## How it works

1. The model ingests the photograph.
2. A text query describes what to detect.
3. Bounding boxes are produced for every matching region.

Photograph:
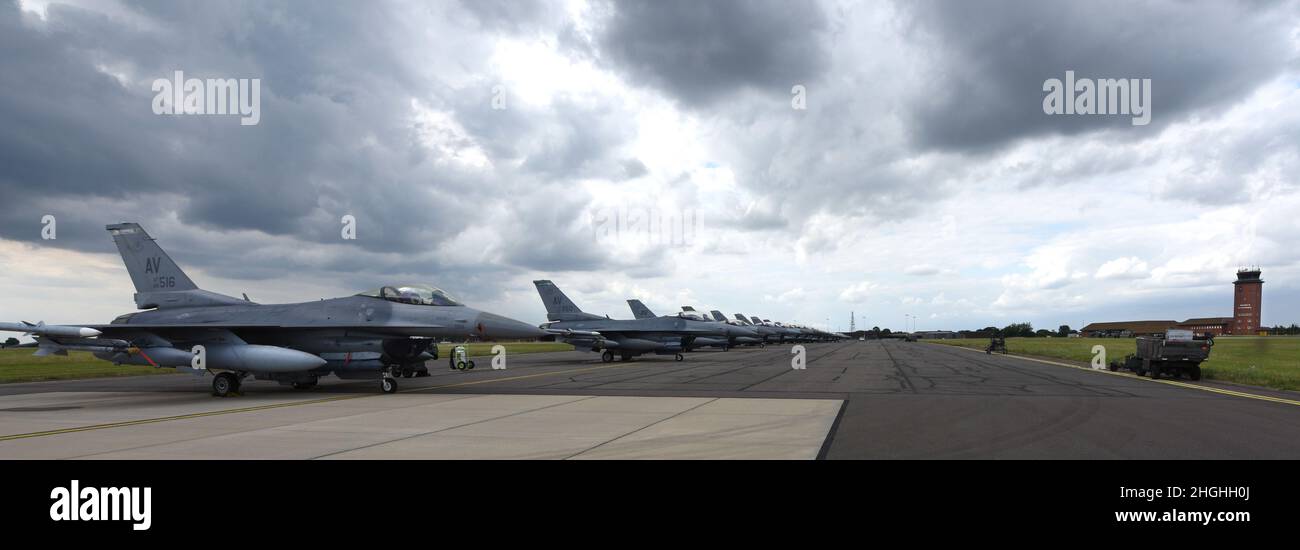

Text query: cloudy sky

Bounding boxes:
[2,0,1299,334]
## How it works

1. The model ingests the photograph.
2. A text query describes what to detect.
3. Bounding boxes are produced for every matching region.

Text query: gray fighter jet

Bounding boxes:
[727,314,780,344]
[0,223,544,396]
[747,316,806,343]
[535,281,726,362]
[626,301,737,351]
[706,310,769,346]
[679,306,762,350]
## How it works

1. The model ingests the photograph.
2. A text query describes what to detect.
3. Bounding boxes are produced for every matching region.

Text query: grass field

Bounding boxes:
[0,349,174,384]
[929,337,1300,391]
[435,342,573,357]
[0,342,575,384]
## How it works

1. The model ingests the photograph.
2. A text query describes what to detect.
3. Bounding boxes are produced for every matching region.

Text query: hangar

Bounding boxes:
[1079,321,1177,338]
[1174,317,1235,337]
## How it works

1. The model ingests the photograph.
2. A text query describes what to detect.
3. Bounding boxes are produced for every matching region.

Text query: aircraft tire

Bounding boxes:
[381,376,398,394]
[467,361,475,370]
[674,354,684,362]
[601,350,614,363]
[212,372,237,397]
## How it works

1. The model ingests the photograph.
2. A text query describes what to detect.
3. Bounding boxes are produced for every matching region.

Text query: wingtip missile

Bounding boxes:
[0,321,101,338]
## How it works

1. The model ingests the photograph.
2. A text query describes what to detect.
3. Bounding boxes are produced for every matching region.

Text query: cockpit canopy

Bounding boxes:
[357,284,463,306]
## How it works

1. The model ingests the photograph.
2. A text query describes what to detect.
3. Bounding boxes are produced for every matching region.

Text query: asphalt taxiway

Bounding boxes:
[2,340,1299,459]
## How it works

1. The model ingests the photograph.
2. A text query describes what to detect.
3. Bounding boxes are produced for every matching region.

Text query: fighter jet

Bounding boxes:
[730,314,781,344]
[748,316,806,343]
[627,302,752,351]
[706,310,770,347]
[0,223,544,396]
[535,281,726,362]
[625,301,727,350]
[679,306,763,350]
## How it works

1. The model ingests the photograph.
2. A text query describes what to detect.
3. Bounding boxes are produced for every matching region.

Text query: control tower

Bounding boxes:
[1232,268,1263,335]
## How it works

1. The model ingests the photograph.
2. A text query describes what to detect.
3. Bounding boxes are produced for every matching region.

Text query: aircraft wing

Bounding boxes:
[86,324,447,339]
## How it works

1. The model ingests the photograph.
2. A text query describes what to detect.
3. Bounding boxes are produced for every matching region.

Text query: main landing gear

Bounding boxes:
[211,372,243,397]
[601,350,614,363]
[674,353,684,362]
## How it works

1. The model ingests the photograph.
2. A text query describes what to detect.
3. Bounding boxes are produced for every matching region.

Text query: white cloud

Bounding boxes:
[839,281,878,303]
[1095,257,1151,280]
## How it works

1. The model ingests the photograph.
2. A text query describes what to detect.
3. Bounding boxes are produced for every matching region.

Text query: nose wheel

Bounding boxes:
[380,376,398,394]
[601,350,614,363]
[674,353,684,362]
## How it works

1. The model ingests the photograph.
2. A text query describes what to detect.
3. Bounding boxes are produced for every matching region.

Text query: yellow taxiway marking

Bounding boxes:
[939,344,1300,407]
[0,362,635,442]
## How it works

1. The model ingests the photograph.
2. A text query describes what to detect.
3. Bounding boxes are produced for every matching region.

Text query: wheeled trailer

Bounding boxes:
[448,345,476,371]
[1108,330,1212,381]
[986,337,1007,354]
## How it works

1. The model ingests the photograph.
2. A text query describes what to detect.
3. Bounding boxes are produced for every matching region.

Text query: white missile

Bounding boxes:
[0,321,101,338]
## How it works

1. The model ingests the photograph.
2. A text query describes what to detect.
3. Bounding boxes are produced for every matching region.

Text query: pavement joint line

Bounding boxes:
[933,343,1300,407]
[0,362,638,442]
[562,397,720,460]
[308,395,601,460]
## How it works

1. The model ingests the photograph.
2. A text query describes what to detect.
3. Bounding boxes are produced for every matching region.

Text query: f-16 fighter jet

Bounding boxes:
[678,306,762,350]
[729,314,781,344]
[1,223,544,396]
[535,281,725,362]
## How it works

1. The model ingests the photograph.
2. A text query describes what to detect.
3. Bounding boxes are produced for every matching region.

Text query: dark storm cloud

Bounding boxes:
[0,0,649,289]
[900,0,1298,152]
[595,0,831,107]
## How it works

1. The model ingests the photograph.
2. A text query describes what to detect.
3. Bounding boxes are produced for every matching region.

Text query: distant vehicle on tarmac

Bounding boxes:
[986,336,1007,354]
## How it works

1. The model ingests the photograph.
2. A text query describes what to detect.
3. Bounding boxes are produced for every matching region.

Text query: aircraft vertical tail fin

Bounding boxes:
[533,280,600,321]
[627,299,657,319]
[709,310,727,322]
[107,223,198,293]
[734,314,753,325]
[751,316,765,325]
[106,223,247,309]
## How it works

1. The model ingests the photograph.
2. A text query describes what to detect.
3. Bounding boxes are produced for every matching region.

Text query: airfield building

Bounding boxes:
[914,330,959,339]
[1233,269,1264,335]
[1083,268,1266,337]
[1079,321,1177,338]
[1174,317,1234,337]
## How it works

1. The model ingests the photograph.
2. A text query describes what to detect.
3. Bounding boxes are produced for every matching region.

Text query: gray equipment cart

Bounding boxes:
[986,336,1007,354]
[1108,330,1212,380]
[448,345,476,371]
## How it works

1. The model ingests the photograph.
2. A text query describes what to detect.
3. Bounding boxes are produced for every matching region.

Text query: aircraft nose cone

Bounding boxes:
[475,312,547,340]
